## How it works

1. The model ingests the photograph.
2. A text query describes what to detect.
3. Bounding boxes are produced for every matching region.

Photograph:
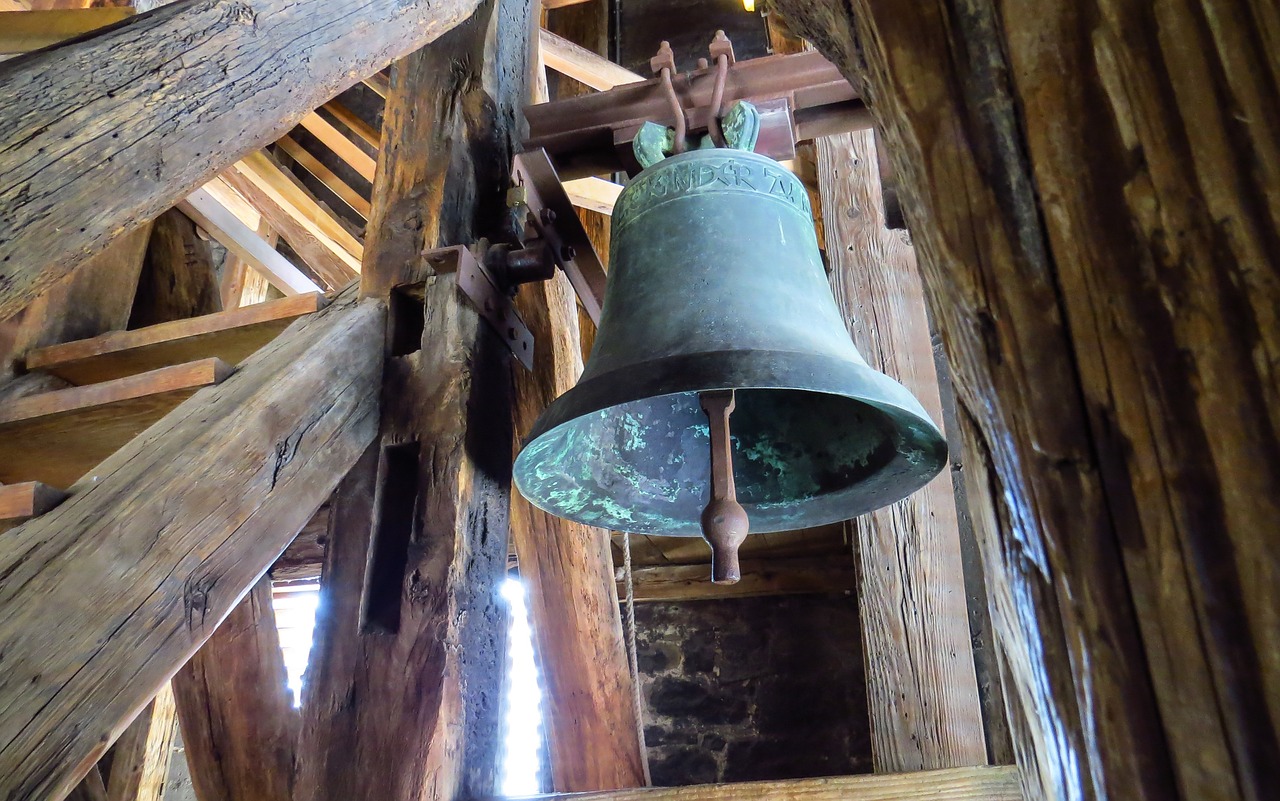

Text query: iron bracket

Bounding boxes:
[420,245,536,370]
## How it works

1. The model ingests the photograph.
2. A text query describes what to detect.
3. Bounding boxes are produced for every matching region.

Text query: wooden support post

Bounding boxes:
[777,2,1280,801]
[105,685,177,801]
[0,285,383,800]
[511,271,649,792]
[0,0,484,319]
[817,129,986,770]
[295,2,531,799]
[172,576,296,801]
[129,208,222,328]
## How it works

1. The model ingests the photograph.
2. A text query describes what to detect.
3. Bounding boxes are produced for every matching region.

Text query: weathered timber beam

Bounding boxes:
[220,152,362,289]
[777,2,1280,800]
[537,28,643,91]
[295,4,531,799]
[0,284,384,800]
[0,0,482,319]
[0,8,133,54]
[512,273,648,792]
[179,189,321,296]
[513,766,1020,801]
[172,576,296,801]
[615,556,856,603]
[105,685,177,801]
[817,129,986,770]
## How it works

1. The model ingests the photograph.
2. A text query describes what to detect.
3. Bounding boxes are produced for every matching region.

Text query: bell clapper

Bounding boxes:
[698,390,750,584]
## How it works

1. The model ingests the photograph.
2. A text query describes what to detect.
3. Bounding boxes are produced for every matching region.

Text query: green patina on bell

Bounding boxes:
[513,149,947,581]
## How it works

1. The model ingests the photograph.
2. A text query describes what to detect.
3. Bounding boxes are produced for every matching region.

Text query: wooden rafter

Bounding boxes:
[538,28,644,91]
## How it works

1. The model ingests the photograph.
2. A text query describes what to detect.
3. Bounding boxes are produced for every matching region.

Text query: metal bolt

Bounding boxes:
[540,208,557,225]
[560,245,576,261]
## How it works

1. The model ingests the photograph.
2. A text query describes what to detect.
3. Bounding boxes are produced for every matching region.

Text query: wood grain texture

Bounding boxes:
[516,766,1021,801]
[817,129,986,771]
[0,0,482,319]
[27,293,327,385]
[538,28,643,90]
[172,576,296,801]
[0,285,383,800]
[296,3,530,799]
[511,269,648,792]
[298,112,378,183]
[219,222,281,309]
[66,768,108,801]
[0,358,233,488]
[105,685,176,801]
[128,208,222,328]
[777,1,1280,800]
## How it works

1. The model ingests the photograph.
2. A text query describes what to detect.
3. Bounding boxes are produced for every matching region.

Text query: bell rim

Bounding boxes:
[513,348,948,536]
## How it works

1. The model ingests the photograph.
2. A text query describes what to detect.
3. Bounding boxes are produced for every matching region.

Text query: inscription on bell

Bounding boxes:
[616,156,812,227]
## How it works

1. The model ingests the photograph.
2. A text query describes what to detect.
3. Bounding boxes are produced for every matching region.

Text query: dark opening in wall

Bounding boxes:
[360,441,421,634]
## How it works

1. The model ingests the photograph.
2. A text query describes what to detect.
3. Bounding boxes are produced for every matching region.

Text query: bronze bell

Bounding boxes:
[513,149,947,583]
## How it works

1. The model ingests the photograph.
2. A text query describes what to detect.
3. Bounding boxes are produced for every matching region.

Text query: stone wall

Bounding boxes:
[634,594,871,786]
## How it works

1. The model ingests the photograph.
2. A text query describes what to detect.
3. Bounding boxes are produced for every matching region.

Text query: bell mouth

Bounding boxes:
[513,349,948,536]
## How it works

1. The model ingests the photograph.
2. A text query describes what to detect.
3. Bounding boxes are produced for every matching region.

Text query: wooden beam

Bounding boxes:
[0,358,234,488]
[0,0,483,320]
[817,129,987,770]
[26,293,328,385]
[517,766,1021,801]
[295,6,530,798]
[0,481,67,532]
[66,768,108,801]
[219,222,280,310]
[511,274,648,792]
[172,576,296,801]
[0,8,133,54]
[129,208,222,328]
[276,136,372,220]
[0,285,383,799]
[105,685,177,801]
[537,28,643,91]
[219,152,362,289]
[179,189,322,297]
[778,2,1280,800]
[615,556,856,603]
[298,112,378,183]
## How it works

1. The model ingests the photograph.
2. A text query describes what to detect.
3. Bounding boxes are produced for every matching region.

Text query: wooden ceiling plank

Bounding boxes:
[26,293,327,385]
[619,556,856,603]
[105,685,176,801]
[295,5,530,799]
[0,286,383,799]
[520,766,1020,801]
[323,102,381,150]
[0,8,133,54]
[0,0,484,320]
[276,135,372,220]
[298,112,378,183]
[537,28,643,91]
[172,577,296,801]
[179,189,321,297]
